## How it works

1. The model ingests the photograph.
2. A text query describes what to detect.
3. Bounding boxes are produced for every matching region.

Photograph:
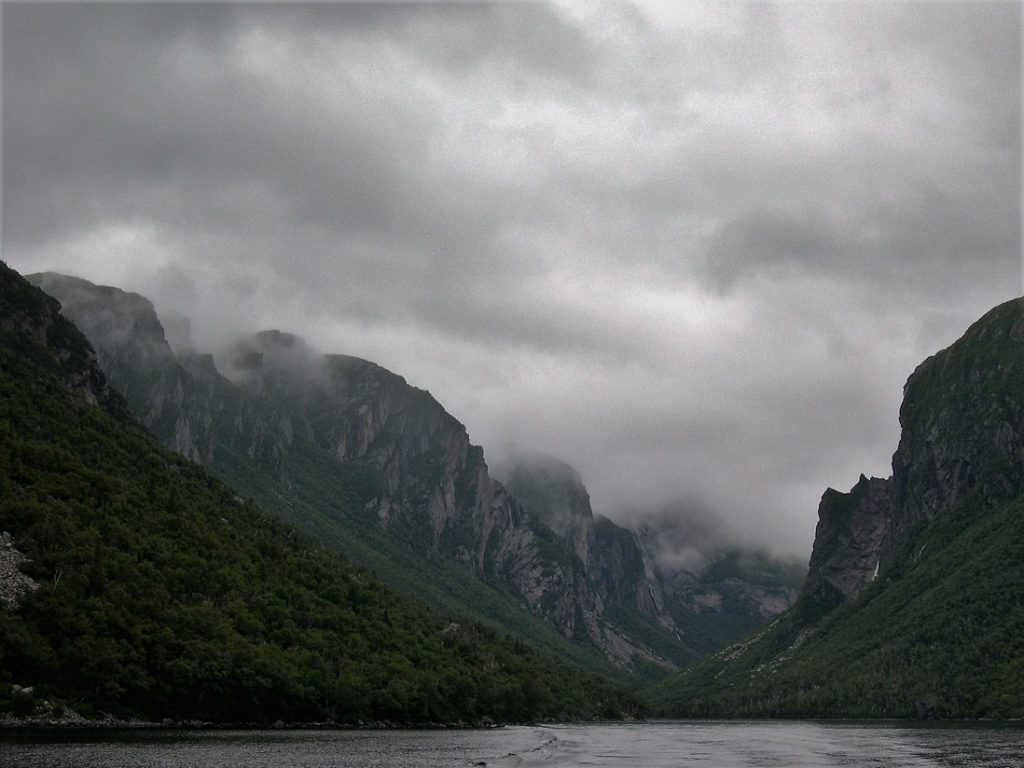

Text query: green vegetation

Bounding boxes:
[899,299,1024,443]
[650,485,1024,718]
[212,418,625,679]
[0,263,638,723]
[501,462,807,680]
[26,263,1021,723]
[896,298,1024,517]
[625,549,805,676]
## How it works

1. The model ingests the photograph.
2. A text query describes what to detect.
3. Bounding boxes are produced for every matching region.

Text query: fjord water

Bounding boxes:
[2,722,1023,768]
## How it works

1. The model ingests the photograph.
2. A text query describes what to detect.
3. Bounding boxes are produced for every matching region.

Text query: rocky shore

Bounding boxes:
[0,710,511,730]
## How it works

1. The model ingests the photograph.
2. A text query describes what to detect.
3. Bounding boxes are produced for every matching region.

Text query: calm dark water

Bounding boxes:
[1,721,1022,767]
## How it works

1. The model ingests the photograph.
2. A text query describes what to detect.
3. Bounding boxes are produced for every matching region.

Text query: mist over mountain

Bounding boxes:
[10,268,1024,722]
[28,271,804,678]
[491,445,803,589]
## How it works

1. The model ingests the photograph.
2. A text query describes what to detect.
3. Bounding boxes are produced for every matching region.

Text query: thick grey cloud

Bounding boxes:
[3,1,1020,559]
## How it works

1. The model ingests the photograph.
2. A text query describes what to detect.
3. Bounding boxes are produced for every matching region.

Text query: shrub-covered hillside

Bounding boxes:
[0,261,636,723]
[651,488,1024,718]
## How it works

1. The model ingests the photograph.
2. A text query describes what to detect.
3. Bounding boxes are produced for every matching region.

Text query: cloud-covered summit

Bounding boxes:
[3,1,1019,557]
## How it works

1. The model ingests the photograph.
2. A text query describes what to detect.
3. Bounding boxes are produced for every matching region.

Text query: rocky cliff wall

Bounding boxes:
[802,298,1024,609]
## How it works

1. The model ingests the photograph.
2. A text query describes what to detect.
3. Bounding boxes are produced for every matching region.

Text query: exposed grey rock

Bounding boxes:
[501,452,803,666]
[0,532,38,609]
[495,451,596,568]
[801,297,1024,610]
[1,272,117,411]
[803,475,894,607]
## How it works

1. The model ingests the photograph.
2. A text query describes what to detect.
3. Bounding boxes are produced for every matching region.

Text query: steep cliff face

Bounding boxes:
[499,452,803,669]
[803,298,1024,610]
[498,453,596,568]
[802,475,894,607]
[654,548,803,624]
[28,272,211,462]
[228,334,689,668]
[28,273,677,671]
[3,267,125,415]
[0,261,123,612]
[27,273,302,473]
[226,333,600,646]
[892,299,1024,526]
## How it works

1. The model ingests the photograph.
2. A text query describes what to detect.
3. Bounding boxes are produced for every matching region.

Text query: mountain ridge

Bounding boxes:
[28,271,802,678]
[27,273,673,672]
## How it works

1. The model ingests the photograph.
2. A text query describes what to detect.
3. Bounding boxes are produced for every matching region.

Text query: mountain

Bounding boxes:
[651,297,1024,719]
[31,273,803,678]
[496,450,804,674]
[28,273,682,674]
[0,261,638,723]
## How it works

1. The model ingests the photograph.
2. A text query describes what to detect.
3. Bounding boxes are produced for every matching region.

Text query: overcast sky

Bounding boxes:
[3,1,1020,559]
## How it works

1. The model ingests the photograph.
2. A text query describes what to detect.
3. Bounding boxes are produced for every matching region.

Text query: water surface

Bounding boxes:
[2,721,1022,767]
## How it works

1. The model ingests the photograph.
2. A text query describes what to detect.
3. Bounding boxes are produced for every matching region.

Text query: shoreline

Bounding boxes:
[2,715,1020,731]
[0,717,511,731]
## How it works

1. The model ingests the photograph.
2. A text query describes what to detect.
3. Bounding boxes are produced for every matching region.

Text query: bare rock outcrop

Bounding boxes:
[801,297,1024,610]
[0,533,38,609]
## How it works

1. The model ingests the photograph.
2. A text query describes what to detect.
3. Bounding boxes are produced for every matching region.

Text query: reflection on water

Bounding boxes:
[1,721,1022,768]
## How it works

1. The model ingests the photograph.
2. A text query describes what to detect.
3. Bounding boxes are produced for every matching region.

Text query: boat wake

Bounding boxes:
[472,729,559,766]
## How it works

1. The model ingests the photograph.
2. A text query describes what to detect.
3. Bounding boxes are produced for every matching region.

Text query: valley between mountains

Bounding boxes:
[25,271,803,679]
[1,261,1022,721]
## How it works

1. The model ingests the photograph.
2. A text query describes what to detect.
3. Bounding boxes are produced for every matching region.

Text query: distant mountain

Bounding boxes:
[0,261,635,723]
[496,450,804,673]
[652,297,1024,719]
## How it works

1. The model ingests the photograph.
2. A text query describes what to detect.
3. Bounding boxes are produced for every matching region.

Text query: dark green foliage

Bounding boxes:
[899,299,1024,442]
[896,298,1024,520]
[227,426,621,678]
[0,262,638,723]
[526,516,584,576]
[650,487,1024,718]
[643,561,801,675]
